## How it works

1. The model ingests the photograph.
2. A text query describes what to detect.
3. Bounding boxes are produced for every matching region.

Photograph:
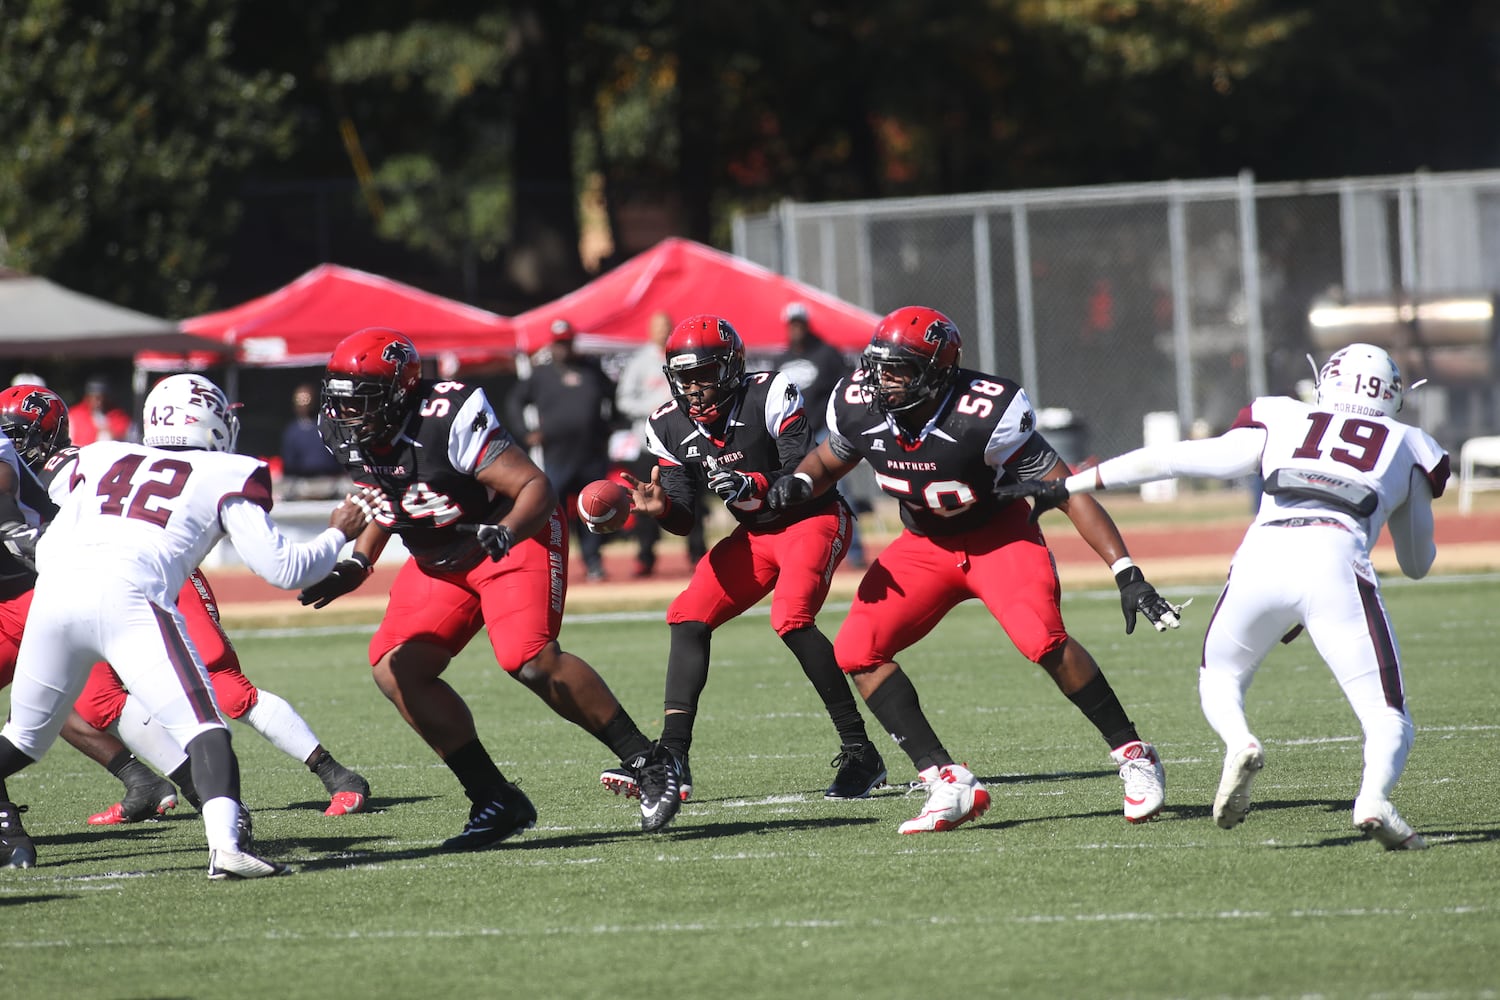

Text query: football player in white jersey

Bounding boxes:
[997,344,1449,850]
[0,385,182,830]
[0,374,377,877]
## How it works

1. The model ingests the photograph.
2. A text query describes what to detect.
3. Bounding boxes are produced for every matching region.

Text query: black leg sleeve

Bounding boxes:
[185,728,241,803]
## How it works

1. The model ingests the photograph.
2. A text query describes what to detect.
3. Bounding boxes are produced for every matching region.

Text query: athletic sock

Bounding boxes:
[1065,673,1140,749]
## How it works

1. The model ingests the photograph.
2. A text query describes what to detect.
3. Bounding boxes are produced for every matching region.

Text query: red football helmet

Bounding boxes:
[662,314,746,423]
[0,384,70,470]
[860,306,963,414]
[322,328,423,449]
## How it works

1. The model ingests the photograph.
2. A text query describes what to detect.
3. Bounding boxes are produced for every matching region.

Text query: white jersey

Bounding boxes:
[39,441,347,605]
[1237,396,1449,556]
[1073,395,1449,571]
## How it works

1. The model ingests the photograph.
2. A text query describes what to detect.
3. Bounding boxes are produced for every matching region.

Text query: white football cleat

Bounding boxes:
[898,764,991,834]
[1353,797,1428,851]
[208,849,294,880]
[1213,740,1265,830]
[1112,740,1166,823]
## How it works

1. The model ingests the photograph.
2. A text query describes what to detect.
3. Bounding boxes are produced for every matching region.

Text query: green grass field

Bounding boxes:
[3,574,1498,999]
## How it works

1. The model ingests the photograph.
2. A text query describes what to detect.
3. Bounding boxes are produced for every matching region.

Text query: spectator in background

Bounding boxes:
[509,320,615,581]
[69,376,131,446]
[616,311,710,574]
[280,382,348,500]
[777,303,867,565]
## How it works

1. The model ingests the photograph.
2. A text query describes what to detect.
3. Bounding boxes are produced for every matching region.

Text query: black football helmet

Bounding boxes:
[0,384,70,471]
[662,314,746,423]
[860,306,962,415]
[322,328,423,450]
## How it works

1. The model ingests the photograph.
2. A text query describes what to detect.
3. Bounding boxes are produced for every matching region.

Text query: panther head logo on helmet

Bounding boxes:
[662,314,746,424]
[323,328,424,450]
[861,306,963,417]
[0,384,70,470]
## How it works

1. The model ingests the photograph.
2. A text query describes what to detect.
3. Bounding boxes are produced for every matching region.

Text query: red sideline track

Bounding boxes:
[207,502,1500,612]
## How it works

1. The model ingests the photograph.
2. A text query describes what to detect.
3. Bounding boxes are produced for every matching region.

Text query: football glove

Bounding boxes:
[457,522,515,561]
[767,473,814,510]
[993,478,1070,523]
[0,520,38,573]
[1115,565,1185,635]
[298,553,373,609]
[707,468,756,505]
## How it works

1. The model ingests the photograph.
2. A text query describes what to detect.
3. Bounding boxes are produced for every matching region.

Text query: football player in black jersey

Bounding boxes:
[770,306,1182,834]
[599,315,884,804]
[300,328,683,840]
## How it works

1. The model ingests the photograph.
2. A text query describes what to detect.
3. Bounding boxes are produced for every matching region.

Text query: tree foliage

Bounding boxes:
[0,0,294,316]
[2,0,1496,316]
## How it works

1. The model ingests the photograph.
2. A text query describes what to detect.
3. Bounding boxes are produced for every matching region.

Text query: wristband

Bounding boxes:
[350,551,373,573]
[793,472,814,488]
[1109,557,1135,576]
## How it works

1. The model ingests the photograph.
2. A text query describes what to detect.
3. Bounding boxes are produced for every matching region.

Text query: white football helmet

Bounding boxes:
[142,374,240,452]
[1315,343,1404,418]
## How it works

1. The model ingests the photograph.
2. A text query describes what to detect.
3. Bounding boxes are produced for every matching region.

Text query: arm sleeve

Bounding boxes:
[1389,465,1437,579]
[1064,427,1266,494]
[765,373,811,488]
[221,498,347,590]
[657,462,698,536]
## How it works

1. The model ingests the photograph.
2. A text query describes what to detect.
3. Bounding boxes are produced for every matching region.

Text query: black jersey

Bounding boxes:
[825,367,1059,537]
[645,370,836,533]
[321,379,518,572]
[0,441,59,598]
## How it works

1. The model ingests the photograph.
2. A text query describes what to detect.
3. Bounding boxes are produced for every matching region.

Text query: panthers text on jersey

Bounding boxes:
[645,370,835,533]
[825,367,1057,537]
[321,379,517,571]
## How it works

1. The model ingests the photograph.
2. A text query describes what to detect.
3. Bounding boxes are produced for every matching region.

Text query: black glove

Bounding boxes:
[993,478,1070,524]
[0,520,38,573]
[767,473,814,510]
[298,554,372,609]
[458,522,515,562]
[707,468,756,504]
[1115,565,1184,635]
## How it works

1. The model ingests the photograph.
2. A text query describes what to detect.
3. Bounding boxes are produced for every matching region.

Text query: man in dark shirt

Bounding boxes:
[508,320,616,580]
[280,383,347,499]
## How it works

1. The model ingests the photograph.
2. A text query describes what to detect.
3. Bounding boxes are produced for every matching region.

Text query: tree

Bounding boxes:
[0,0,294,317]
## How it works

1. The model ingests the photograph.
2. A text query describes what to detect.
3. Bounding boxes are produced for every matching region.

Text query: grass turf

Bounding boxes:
[2,574,1497,999]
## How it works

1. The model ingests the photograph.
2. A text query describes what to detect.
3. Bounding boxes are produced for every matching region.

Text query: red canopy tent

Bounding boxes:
[136,264,514,372]
[508,238,879,355]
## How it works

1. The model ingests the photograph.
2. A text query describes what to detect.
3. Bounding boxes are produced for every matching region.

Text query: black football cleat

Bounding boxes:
[638,744,684,833]
[441,781,537,852]
[825,741,889,799]
[0,801,36,870]
[602,749,693,802]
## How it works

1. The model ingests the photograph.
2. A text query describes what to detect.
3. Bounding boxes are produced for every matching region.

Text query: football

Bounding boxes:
[577,479,632,534]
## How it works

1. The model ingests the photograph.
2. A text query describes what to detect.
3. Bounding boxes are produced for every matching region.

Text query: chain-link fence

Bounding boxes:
[733,169,1500,459]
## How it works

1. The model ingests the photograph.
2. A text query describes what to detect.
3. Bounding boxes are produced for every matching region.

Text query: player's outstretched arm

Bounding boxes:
[228,486,380,592]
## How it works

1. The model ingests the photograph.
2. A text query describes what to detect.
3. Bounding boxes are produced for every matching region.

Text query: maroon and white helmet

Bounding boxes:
[0,384,70,470]
[1316,343,1404,418]
[860,306,963,414]
[143,374,240,453]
